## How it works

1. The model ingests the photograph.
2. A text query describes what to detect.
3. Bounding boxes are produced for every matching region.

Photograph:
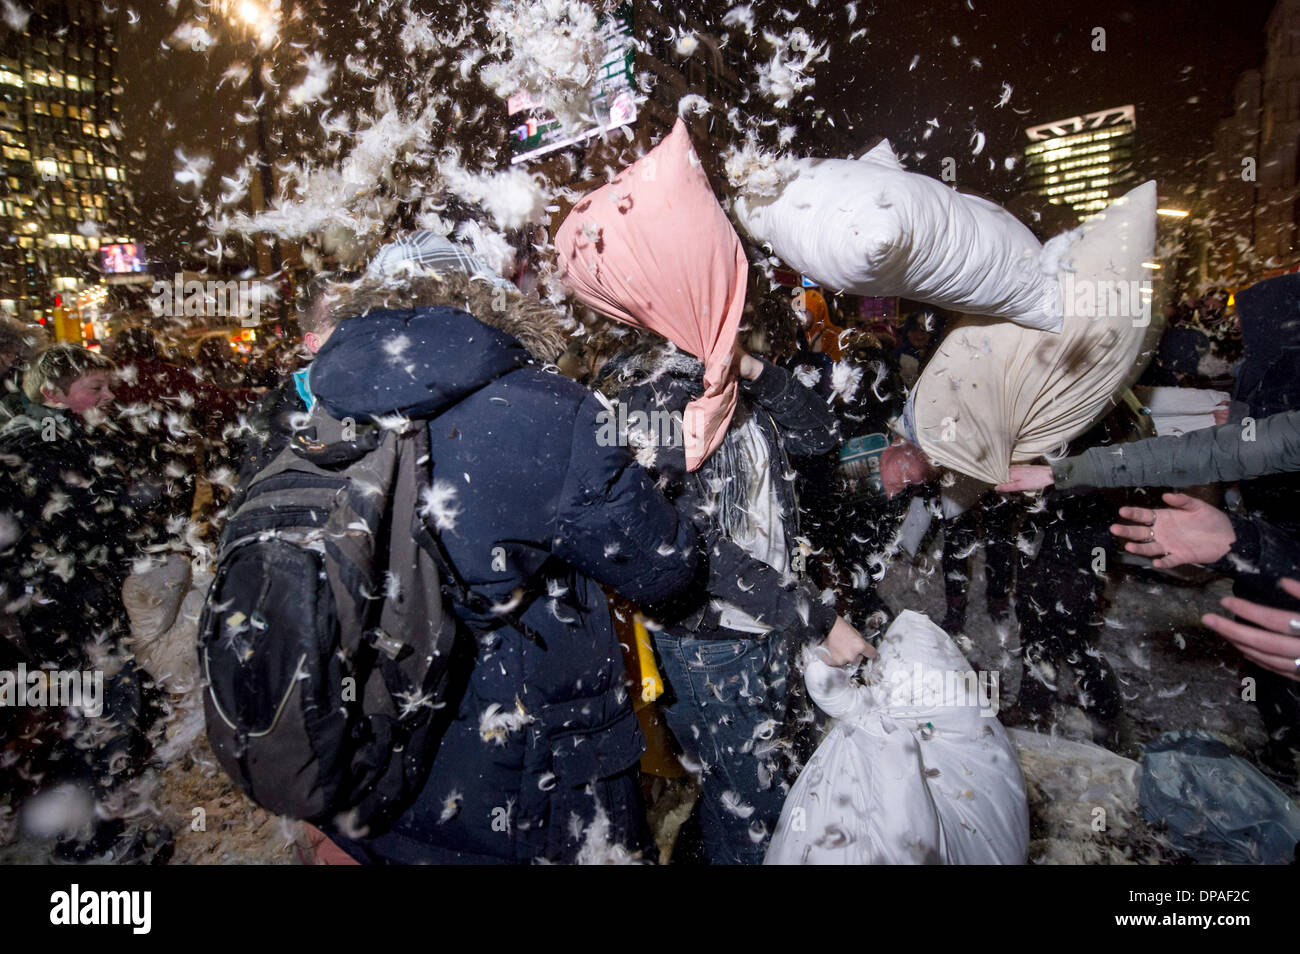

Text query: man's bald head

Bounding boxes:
[880,440,939,497]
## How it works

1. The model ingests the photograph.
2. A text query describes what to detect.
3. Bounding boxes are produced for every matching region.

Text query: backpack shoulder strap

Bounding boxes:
[393,423,549,649]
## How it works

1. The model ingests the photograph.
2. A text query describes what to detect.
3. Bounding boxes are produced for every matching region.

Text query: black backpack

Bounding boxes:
[198,405,468,835]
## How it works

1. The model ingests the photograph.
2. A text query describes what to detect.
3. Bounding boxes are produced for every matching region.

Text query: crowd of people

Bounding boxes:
[1,169,1299,867]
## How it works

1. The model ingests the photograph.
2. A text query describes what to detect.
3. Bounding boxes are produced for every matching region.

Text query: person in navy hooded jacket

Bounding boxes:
[305,235,705,863]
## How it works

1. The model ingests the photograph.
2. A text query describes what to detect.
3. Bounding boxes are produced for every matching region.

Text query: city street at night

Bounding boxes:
[0,0,1295,930]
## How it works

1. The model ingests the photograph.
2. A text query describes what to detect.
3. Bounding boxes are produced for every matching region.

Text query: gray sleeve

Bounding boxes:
[1051,409,1300,491]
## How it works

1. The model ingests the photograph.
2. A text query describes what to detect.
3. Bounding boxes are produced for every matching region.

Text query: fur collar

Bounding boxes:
[327,269,568,363]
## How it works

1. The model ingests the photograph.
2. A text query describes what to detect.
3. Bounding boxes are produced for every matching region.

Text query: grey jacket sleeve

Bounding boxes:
[1051,409,1300,492]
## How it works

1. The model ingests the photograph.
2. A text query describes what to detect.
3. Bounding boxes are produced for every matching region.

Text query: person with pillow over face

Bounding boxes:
[557,121,874,864]
[876,182,1159,747]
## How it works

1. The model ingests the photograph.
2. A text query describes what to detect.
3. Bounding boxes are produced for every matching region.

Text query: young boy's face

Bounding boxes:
[48,370,114,415]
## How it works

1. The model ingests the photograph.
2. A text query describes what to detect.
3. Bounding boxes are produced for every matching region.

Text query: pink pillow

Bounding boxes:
[556,120,748,471]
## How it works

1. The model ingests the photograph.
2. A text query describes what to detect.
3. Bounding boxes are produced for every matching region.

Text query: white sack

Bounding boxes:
[124,560,209,694]
[122,552,191,641]
[766,610,1029,865]
[733,141,1061,331]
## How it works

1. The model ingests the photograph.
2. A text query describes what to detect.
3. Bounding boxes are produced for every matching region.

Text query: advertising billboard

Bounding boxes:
[508,4,637,165]
[100,243,146,274]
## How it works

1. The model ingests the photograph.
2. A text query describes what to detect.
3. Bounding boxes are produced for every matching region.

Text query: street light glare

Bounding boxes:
[213,0,280,43]
[1156,208,1189,217]
[233,1,270,29]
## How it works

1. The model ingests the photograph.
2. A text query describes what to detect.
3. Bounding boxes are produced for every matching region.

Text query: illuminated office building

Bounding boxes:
[0,1,129,323]
[1023,105,1137,221]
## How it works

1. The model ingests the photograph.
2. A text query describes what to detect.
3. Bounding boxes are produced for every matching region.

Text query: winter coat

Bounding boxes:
[307,288,702,864]
[1220,276,1300,556]
[1120,275,1300,749]
[0,399,141,668]
[1051,408,1300,493]
[112,355,251,436]
[601,348,840,646]
[1040,278,1300,602]
[1234,274,1300,420]
[1207,513,1300,591]
[1211,510,1300,758]
[110,354,260,532]
[786,340,908,616]
[1145,325,1209,385]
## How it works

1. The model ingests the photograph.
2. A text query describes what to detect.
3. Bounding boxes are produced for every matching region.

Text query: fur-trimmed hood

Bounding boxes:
[309,270,569,421]
[324,269,568,364]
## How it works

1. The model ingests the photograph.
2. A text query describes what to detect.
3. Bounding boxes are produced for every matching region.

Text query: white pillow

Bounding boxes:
[733,141,1063,332]
[911,181,1160,485]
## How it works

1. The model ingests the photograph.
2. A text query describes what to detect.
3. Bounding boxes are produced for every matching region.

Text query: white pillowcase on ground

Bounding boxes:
[733,141,1062,332]
[766,610,1029,864]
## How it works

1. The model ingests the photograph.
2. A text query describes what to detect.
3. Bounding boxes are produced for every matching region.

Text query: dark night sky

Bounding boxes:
[113,0,1277,257]
[816,0,1276,198]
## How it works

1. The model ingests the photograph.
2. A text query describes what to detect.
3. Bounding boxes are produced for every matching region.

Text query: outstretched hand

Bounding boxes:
[1203,578,1300,683]
[1110,492,1236,569]
[995,465,1055,494]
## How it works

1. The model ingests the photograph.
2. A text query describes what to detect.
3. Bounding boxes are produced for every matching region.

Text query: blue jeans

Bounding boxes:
[654,630,790,864]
